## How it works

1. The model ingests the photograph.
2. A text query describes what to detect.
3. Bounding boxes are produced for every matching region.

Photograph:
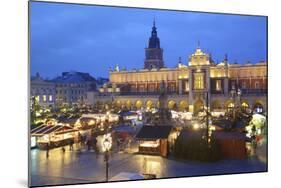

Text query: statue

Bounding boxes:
[155,81,171,125]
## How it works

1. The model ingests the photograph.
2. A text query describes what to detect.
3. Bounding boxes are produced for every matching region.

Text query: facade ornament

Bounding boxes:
[115,64,119,72]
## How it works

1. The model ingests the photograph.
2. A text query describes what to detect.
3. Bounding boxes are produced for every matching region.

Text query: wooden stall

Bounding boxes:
[136,125,172,157]
[31,124,78,149]
[214,131,247,159]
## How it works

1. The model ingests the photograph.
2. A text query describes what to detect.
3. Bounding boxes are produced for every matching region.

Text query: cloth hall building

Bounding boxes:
[89,21,267,114]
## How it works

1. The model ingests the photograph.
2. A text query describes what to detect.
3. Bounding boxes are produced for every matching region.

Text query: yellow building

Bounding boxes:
[94,22,267,114]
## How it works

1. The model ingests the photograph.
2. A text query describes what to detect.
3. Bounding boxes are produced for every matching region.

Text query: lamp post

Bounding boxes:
[103,134,112,182]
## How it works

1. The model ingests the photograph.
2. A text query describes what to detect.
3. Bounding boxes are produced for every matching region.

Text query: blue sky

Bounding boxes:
[30,2,267,79]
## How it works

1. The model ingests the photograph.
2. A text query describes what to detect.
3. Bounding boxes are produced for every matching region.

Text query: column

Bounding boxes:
[224,78,229,96]
[188,69,193,112]
[179,79,183,95]
[206,68,211,108]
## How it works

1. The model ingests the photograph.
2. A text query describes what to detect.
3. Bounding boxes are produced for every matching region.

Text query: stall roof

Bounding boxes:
[136,125,172,139]
[31,124,77,136]
[80,117,95,122]
[119,111,137,116]
[58,118,78,125]
[113,125,135,133]
[214,131,247,140]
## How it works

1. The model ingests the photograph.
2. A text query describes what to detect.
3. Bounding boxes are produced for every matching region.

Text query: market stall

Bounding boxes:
[31,124,78,149]
[136,125,172,157]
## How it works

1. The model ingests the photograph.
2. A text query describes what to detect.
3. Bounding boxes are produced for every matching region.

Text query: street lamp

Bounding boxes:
[103,134,112,182]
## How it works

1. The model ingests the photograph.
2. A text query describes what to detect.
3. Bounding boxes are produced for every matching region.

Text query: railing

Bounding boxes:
[98,91,183,96]
[240,89,267,94]
[119,91,181,96]
[97,89,267,97]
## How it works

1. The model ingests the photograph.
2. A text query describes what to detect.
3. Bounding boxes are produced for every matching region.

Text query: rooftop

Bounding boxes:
[52,71,96,84]
[136,125,172,139]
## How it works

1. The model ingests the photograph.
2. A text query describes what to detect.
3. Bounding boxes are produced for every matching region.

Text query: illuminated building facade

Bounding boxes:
[52,71,96,104]
[93,21,267,113]
[31,73,56,107]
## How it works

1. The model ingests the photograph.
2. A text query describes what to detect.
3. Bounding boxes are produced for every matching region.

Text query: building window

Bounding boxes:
[231,81,236,90]
[148,85,155,92]
[139,85,145,92]
[170,85,175,92]
[43,95,47,102]
[215,80,222,91]
[184,81,189,92]
[131,86,137,92]
[242,81,246,89]
[49,95,53,102]
[194,73,204,90]
[35,95,40,102]
[255,81,260,89]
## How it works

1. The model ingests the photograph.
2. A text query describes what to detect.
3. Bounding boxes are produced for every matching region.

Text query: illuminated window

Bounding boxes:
[49,95,53,102]
[194,73,204,90]
[185,81,189,92]
[35,95,40,102]
[43,95,47,102]
[215,80,222,91]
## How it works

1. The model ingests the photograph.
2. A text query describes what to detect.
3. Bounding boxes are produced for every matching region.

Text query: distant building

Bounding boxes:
[96,77,109,89]
[30,73,56,107]
[52,71,96,104]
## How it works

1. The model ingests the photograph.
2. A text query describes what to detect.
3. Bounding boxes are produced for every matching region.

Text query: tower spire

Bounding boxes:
[144,19,164,69]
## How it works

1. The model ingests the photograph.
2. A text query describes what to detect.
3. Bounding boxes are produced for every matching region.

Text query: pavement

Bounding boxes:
[30,143,267,187]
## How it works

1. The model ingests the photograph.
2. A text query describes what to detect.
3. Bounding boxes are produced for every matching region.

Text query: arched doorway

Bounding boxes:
[146,100,154,109]
[179,100,188,111]
[225,100,234,111]
[211,100,222,110]
[135,100,143,110]
[253,101,264,113]
[193,99,204,114]
[241,101,249,109]
[168,100,177,110]
[115,100,121,108]
[125,100,131,110]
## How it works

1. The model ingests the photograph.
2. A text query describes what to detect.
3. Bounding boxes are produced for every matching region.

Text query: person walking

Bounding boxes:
[46,142,50,158]
[92,136,97,151]
[69,139,74,151]
[61,146,66,154]
[86,138,91,151]
[92,136,98,158]
[77,132,82,152]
